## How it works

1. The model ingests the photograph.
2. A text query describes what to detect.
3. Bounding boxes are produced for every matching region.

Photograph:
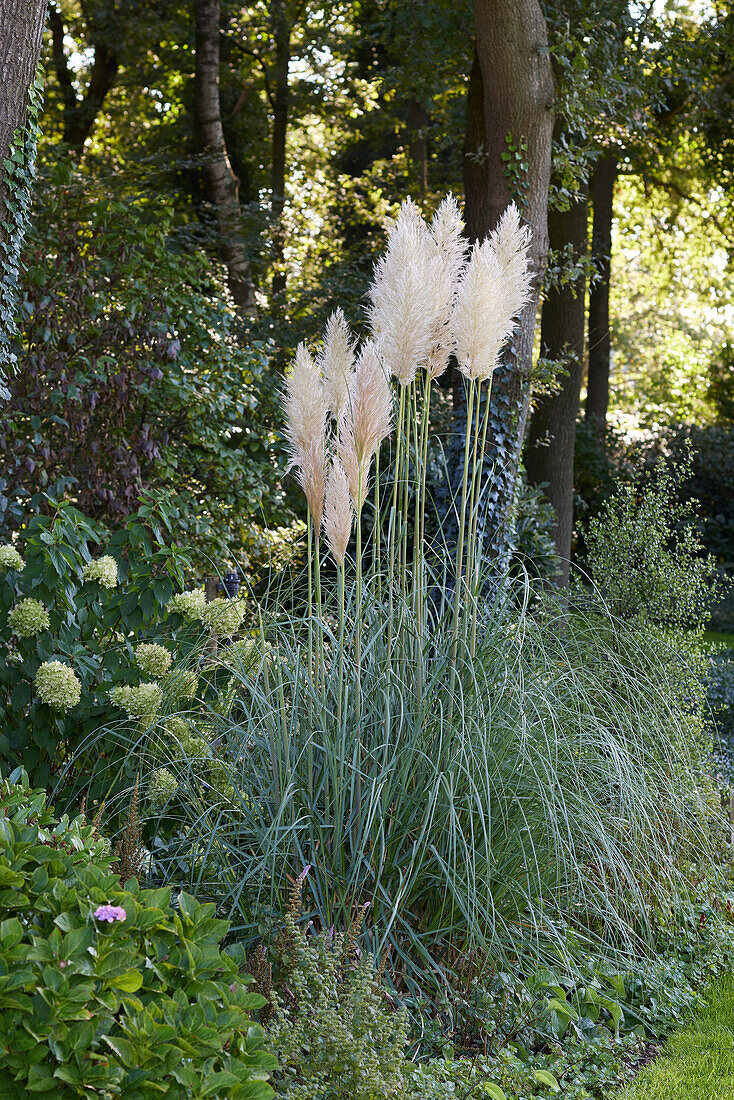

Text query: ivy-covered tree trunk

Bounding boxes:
[585,151,616,429]
[270,0,292,306]
[462,0,554,569]
[0,0,46,393]
[525,194,589,587]
[0,0,45,205]
[194,0,256,317]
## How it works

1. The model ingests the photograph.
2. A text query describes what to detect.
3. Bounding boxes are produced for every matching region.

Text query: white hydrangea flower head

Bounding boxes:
[110,682,163,721]
[149,767,178,809]
[179,729,211,760]
[200,597,246,636]
[134,642,173,678]
[166,588,207,621]
[35,661,82,711]
[8,598,50,638]
[82,555,119,589]
[0,544,25,572]
[219,637,264,674]
[163,716,192,740]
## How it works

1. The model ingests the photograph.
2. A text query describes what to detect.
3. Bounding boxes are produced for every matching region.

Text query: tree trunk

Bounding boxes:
[525,194,589,587]
[585,151,616,429]
[270,0,291,306]
[0,0,46,396]
[0,0,46,238]
[194,0,256,316]
[463,0,554,570]
[49,3,120,155]
[407,99,429,197]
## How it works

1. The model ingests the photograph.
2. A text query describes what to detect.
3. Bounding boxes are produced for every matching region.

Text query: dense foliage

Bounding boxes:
[0,770,276,1099]
[2,164,295,569]
[1,3,734,1098]
[0,498,196,789]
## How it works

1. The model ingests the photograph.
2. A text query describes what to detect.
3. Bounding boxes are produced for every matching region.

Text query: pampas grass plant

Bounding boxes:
[82,195,717,999]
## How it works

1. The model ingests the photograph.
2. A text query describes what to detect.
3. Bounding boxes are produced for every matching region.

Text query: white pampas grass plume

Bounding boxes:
[337,413,370,511]
[318,307,355,418]
[453,241,506,381]
[297,436,328,530]
[453,206,532,381]
[489,202,533,325]
[368,198,435,386]
[431,193,467,286]
[351,340,393,464]
[426,194,467,380]
[323,457,353,565]
[284,342,328,526]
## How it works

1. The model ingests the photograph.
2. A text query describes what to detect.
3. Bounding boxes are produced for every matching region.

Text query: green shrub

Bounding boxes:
[584,459,722,630]
[652,424,734,568]
[0,497,203,791]
[2,160,296,571]
[0,769,276,1099]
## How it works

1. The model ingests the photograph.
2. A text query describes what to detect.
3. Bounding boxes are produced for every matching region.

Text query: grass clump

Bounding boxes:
[620,975,734,1100]
[88,194,721,1008]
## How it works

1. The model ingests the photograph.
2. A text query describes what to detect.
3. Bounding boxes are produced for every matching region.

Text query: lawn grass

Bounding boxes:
[704,630,734,648]
[619,975,734,1100]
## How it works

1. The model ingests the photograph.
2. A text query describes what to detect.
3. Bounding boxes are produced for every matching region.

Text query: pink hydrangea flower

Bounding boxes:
[94,904,127,923]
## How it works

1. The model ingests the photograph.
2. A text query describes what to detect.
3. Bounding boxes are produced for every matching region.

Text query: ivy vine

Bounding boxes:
[501,132,530,211]
[1,70,43,401]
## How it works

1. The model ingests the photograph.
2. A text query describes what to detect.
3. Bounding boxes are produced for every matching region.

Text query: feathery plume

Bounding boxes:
[283,343,329,527]
[489,202,533,324]
[368,198,435,386]
[337,414,368,512]
[298,435,328,530]
[453,241,507,381]
[426,194,468,380]
[431,194,467,286]
[323,457,353,565]
[318,308,356,419]
[351,340,393,464]
[453,206,532,382]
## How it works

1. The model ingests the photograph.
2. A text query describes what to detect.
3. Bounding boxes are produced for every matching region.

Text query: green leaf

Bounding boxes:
[108,969,143,992]
[533,1069,561,1092]
[0,918,23,949]
[26,1063,56,1091]
[546,997,579,1020]
[480,1085,506,1100]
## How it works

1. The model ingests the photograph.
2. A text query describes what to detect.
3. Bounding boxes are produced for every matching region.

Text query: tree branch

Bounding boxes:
[643,168,732,245]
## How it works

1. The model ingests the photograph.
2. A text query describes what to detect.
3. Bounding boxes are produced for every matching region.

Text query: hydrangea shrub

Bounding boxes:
[0,769,276,1099]
[0,498,202,791]
[0,495,266,826]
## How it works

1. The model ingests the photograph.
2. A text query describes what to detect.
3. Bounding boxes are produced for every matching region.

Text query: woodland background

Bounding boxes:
[1,0,733,599]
